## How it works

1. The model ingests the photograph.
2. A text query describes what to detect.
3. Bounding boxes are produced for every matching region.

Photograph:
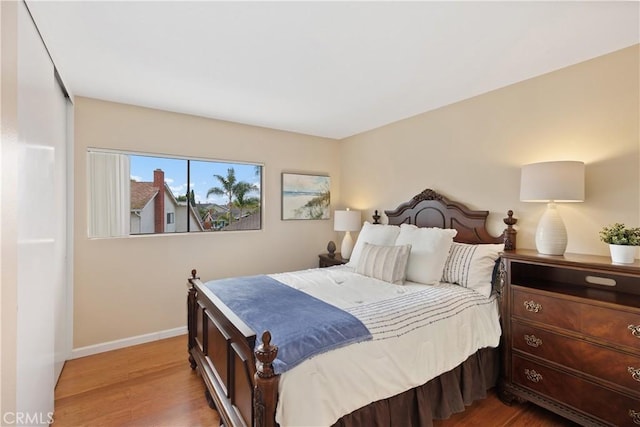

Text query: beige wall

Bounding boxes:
[73,98,341,348]
[341,45,640,256]
[74,45,639,349]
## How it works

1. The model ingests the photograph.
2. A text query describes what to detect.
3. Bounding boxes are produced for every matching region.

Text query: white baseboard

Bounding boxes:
[71,326,187,359]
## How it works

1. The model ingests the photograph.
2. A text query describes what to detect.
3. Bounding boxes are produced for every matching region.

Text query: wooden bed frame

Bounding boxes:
[186,188,517,427]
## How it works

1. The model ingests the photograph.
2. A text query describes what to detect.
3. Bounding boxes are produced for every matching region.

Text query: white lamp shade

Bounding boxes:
[334,210,361,232]
[520,161,585,202]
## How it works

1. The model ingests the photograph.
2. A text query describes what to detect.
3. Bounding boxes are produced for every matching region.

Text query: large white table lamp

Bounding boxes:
[520,161,585,256]
[334,209,361,260]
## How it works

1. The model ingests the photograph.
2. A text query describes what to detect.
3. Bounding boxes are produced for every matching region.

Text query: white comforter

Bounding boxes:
[269,265,501,427]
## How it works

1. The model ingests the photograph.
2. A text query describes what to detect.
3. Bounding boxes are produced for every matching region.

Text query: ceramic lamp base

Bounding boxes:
[535,203,567,256]
[341,231,354,260]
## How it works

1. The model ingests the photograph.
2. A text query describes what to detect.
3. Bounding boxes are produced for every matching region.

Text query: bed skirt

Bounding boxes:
[333,346,499,427]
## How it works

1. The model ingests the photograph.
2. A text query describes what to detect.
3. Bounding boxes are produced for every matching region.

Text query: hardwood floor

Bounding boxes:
[53,335,578,426]
[53,335,219,427]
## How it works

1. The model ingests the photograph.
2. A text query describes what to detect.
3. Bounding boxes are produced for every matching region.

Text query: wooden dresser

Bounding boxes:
[499,250,640,426]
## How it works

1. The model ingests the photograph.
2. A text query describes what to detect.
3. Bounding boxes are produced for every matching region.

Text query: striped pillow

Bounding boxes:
[355,243,412,285]
[441,243,504,297]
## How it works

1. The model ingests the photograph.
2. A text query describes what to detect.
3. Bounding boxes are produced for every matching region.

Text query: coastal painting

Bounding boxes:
[281,173,330,220]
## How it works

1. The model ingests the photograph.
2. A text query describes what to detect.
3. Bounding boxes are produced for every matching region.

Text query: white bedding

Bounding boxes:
[269,265,502,427]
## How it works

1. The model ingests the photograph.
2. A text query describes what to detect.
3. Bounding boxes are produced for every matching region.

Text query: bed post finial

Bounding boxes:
[254,331,279,427]
[503,210,517,251]
[255,331,277,378]
[372,210,381,224]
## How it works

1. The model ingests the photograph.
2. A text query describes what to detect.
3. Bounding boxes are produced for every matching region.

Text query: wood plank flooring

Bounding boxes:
[53,335,578,426]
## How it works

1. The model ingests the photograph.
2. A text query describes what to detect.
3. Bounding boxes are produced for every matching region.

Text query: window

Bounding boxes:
[88,150,262,237]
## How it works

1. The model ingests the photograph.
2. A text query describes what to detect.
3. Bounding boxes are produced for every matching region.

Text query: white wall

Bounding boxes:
[140,200,154,234]
[163,192,176,232]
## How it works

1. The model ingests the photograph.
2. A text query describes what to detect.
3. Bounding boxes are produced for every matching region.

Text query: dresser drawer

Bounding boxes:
[512,288,580,331]
[512,355,581,412]
[513,355,640,426]
[582,304,640,351]
[513,321,640,394]
[511,321,582,368]
[583,341,640,394]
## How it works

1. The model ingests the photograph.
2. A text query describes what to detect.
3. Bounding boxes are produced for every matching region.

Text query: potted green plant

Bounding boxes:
[599,223,640,263]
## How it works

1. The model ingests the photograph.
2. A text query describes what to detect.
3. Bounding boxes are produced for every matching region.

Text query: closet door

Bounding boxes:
[16,1,69,419]
[52,83,71,383]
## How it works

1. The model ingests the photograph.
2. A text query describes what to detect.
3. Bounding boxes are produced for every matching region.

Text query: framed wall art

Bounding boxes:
[281,173,330,220]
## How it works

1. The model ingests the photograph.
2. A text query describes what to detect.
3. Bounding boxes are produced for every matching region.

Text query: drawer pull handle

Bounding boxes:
[524,334,542,348]
[629,367,640,382]
[524,368,543,383]
[629,409,640,425]
[630,325,640,339]
[524,300,542,313]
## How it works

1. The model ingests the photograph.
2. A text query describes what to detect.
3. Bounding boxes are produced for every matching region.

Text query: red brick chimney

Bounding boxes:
[153,169,165,233]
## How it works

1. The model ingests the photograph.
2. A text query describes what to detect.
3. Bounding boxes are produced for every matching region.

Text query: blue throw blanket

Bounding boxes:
[205,275,371,374]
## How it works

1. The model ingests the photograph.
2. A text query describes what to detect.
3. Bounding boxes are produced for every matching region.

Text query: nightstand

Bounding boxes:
[499,249,640,426]
[318,253,348,268]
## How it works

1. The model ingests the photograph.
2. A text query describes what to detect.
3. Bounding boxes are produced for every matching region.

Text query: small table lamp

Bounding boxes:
[520,161,585,256]
[334,209,361,260]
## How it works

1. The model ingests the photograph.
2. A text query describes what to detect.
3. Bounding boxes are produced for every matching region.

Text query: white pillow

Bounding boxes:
[355,243,411,285]
[347,222,400,267]
[441,242,504,297]
[394,224,457,285]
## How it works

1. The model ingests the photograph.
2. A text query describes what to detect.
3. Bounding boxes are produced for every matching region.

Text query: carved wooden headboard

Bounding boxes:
[382,189,516,250]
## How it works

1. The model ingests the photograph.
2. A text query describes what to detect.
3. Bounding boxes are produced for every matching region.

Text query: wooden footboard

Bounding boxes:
[187,270,279,427]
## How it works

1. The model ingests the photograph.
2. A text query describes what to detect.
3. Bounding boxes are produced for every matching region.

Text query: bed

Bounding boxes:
[186,188,517,427]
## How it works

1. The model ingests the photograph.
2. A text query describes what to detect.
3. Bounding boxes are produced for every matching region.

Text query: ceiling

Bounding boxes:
[26,1,639,139]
